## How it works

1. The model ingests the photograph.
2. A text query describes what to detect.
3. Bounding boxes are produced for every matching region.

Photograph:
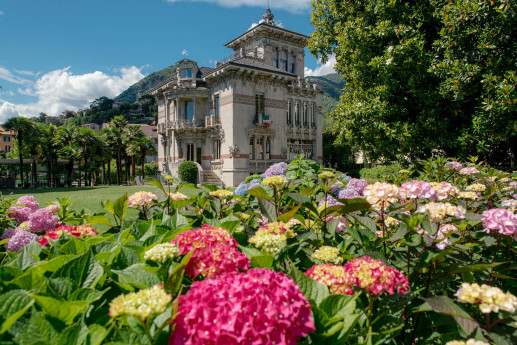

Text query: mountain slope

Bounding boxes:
[114,65,177,103]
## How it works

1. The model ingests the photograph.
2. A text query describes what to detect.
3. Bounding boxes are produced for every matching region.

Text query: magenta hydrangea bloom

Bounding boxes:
[6,229,37,252]
[27,208,56,233]
[185,243,250,279]
[346,178,368,195]
[398,180,437,201]
[481,208,517,240]
[171,225,238,254]
[264,162,287,177]
[171,268,315,345]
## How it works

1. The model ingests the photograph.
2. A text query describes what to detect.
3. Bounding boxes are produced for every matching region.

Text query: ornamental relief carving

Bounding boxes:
[246,126,276,137]
[228,146,240,158]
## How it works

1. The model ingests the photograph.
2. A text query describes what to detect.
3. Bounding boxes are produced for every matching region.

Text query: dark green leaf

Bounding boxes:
[0,290,34,334]
[290,265,329,306]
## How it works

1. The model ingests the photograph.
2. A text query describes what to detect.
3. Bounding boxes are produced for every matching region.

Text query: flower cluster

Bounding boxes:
[363,182,399,210]
[417,202,466,222]
[459,167,480,176]
[318,195,343,208]
[306,264,353,294]
[264,162,287,177]
[419,224,458,250]
[337,187,360,199]
[457,191,479,200]
[501,199,517,211]
[235,184,250,196]
[171,225,249,278]
[171,268,315,345]
[27,208,57,233]
[455,283,517,313]
[445,161,463,170]
[262,175,288,188]
[311,246,343,264]
[45,204,60,214]
[128,191,157,207]
[398,180,437,201]
[318,171,335,179]
[481,208,517,239]
[347,178,368,195]
[109,285,171,320]
[446,340,489,345]
[325,216,348,232]
[342,256,409,295]
[8,195,40,223]
[430,182,459,200]
[144,243,180,263]
[6,229,37,252]
[209,190,233,199]
[249,222,296,254]
[38,224,98,246]
[466,183,486,192]
[168,192,188,201]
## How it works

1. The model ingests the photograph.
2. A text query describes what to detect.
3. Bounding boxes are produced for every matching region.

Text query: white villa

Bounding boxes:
[152,8,323,186]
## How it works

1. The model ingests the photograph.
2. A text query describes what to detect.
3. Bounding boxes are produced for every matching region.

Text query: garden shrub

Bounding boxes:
[178,161,198,184]
[359,164,402,182]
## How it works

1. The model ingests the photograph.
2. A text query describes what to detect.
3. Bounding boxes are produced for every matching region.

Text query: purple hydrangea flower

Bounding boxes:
[347,178,368,195]
[27,208,56,233]
[6,230,37,252]
[1,227,21,240]
[329,181,345,194]
[265,162,287,177]
[337,188,360,199]
[7,206,33,223]
[16,196,39,212]
[249,179,261,188]
[318,195,343,208]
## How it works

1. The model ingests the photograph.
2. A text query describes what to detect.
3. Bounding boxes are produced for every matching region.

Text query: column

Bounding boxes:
[193,96,197,125]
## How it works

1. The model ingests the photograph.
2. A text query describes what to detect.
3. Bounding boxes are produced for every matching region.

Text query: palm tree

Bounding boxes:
[55,126,81,186]
[124,125,144,184]
[24,124,43,187]
[108,116,128,184]
[40,125,60,187]
[135,136,158,179]
[3,117,34,187]
[100,128,114,184]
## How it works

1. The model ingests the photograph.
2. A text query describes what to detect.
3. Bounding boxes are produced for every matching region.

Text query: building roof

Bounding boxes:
[225,23,310,50]
[204,56,296,79]
[128,124,158,139]
[0,127,14,136]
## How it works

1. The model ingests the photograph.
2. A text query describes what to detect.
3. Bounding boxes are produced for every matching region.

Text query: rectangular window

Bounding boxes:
[257,137,264,160]
[303,102,308,127]
[214,95,220,118]
[185,101,194,122]
[274,49,279,68]
[289,54,295,73]
[5,145,10,152]
[213,139,221,160]
[280,50,287,71]
[181,69,192,78]
[186,143,194,161]
[286,101,292,125]
[295,102,300,126]
[255,94,264,116]
[265,138,271,160]
[249,137,255,160]
[4,137,10,142]
[311,103,316,127]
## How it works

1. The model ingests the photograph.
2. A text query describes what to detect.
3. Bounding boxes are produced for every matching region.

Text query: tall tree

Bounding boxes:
[55,126,81,186]
[24,124,43,187]
[40,125,60,187]
[3,117,35,187]
[309,0,516,167]
[108,116,128,184]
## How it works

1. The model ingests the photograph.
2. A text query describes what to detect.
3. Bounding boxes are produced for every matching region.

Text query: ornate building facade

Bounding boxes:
[152,8,323,186]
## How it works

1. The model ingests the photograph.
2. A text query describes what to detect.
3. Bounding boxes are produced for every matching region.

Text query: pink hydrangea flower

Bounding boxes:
[38,224,98,246]
[445,161,463,170]
[7,206,33,223]
[430,182,459,200]
[306,264,354,294]
[45,204,60,214]
[15,195,39,211]
[1,227,21,240]
[185,243,250,279]
[128,191,158,207]
[343,256,409,295]
[459,167,480,176]
[171,268,315,345]
[27,208,56,233]
[398,180,437,201]
[481,208,517,240]
[6,229,37,252]
[171,225,238,254]
[347,178,368,195]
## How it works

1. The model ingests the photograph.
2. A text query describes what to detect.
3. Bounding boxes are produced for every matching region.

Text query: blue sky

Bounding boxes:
[0,0,336,122]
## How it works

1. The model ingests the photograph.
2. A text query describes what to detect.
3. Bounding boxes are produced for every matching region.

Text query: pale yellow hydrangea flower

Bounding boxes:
[249,231,287,254]
[209,190,233,199]
[446,339,489,345]
[458,191,479,200]
[456,282,517,313]
[417,202,466,222]
[318,171,335,179]
[466,183,486,192]
[168,192,188,201]
[262,175,288,187]
[144,243,179,263]
[311,246,343,264]
[109,285,172,320]
[385,217,401,228]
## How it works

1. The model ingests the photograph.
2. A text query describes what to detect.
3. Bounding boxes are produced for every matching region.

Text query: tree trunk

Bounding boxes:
[18,133,23,186]
[67,160,74,187]
[102,161,106,185]
[116,151,121,185]
[107,160,112,185]
[141,150,146,179]
[132,158,136,185]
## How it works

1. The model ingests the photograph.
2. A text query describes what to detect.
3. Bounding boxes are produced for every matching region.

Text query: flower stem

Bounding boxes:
[487,232,502,284]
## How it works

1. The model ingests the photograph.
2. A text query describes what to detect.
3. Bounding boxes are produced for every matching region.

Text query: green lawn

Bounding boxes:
[1,185,165,215]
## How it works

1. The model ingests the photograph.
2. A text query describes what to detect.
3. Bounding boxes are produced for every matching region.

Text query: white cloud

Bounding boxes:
[182,49,189,56]
[304,56,337,77]
[0,11,4,16]
[17,88,36,96]
[0,66,145,123]
[165,0,310,13]
[0,67,32,85]
[14,70,40,77]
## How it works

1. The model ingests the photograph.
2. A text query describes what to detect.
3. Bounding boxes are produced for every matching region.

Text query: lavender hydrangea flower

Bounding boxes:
[329,181,345,194]
[337,188,360,199]
[6,230,37,252]
[1,227,21,240]
[249,179,261,188]
[264,162,287,177]
[445,161,463,170]
[347,178,368,195]
[399,180,437,201]
[27,208,56,233]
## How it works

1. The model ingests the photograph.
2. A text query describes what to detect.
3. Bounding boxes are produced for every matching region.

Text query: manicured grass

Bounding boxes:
[1,185,165,215]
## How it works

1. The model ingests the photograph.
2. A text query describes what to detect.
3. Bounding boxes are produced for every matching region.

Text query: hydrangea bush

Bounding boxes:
[0,156,516,344]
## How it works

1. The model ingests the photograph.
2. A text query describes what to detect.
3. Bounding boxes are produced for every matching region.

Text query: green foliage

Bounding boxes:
[359,164,402,182]
[178,161,198,184]
[309,0,517,168]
